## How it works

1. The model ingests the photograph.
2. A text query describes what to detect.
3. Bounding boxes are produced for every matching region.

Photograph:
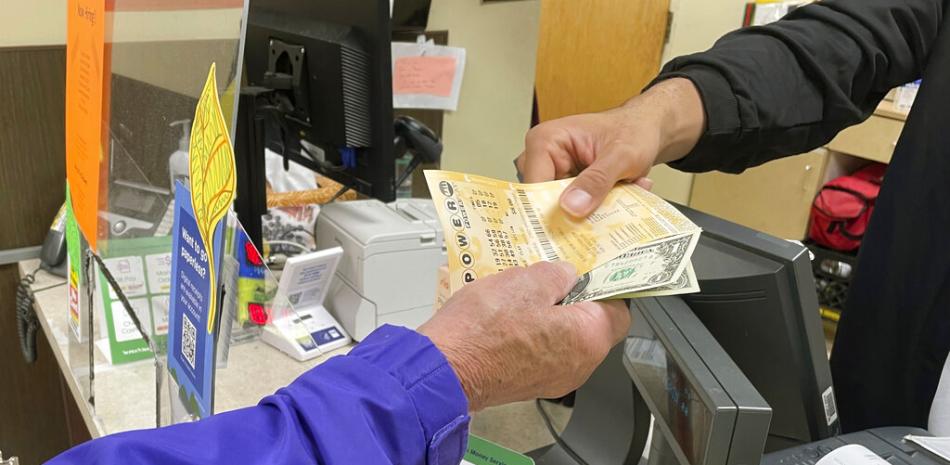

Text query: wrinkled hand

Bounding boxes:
[515,78,705,217]
[418,262,631,412]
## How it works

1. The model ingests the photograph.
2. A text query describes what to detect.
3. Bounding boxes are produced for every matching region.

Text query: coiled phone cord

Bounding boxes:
[15,268,41,363]
[16,267,65,364]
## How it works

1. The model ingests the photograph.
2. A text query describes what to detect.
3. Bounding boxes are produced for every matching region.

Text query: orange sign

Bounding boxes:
[65,0,106,251]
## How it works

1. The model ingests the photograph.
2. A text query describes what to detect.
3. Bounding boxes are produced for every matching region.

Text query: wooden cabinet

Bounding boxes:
[534,0,670,120]
[688,102,906,239]
[826,111,904,165]
[690,149,829,239]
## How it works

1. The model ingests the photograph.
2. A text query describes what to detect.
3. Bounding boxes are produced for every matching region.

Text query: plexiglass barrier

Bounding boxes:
[69,0,337,432]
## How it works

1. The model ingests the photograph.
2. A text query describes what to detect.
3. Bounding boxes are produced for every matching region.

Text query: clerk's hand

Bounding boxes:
[515,78,706,217]
[418,261,630,412]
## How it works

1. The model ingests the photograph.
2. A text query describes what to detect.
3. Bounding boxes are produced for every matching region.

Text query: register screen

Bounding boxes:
[626,334,714,465]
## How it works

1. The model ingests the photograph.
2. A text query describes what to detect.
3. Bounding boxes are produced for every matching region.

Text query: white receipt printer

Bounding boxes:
[315,198,446,340]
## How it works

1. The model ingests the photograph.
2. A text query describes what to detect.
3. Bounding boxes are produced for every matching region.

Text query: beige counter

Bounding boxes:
[18,259,565,454]
[18,259,351,438]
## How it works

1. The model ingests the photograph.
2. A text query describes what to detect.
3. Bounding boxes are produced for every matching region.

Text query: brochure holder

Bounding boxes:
[165,205,330,423]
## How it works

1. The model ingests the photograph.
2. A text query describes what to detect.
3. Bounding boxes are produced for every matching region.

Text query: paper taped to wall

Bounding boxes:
[392,38,466,111]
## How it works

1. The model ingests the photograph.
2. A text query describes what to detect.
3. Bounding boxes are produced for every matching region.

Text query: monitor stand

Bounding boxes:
[527,343,651,465]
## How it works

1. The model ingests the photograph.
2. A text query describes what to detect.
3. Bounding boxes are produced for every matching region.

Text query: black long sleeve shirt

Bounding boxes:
[655,0,950,433]
[660,0,940,172]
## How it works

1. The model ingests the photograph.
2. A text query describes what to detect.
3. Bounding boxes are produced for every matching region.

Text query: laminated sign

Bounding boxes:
[167,63,236,419]
[65,0,106,251]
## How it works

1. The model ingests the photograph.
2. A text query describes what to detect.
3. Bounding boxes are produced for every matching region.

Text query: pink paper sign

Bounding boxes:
[394,55,457,97]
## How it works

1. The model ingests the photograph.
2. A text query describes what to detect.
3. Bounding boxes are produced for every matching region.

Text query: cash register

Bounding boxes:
[529,206,940,465]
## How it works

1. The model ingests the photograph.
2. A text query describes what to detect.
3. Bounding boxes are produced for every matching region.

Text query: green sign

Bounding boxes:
[96,236,172,364]
[65,183,85,341]
[463,435,535,465]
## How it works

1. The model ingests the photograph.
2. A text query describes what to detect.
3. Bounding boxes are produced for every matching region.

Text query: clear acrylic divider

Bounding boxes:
[74,0,247,433]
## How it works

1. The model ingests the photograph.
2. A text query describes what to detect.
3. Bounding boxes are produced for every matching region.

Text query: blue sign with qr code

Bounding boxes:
[166,181,225,419]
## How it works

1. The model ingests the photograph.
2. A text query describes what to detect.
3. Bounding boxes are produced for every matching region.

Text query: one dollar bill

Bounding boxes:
[618,262,699,299]
[562,231,700,304]
[424,170,701,293]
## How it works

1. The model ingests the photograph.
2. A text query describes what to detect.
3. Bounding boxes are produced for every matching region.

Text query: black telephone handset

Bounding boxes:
[40,203,68,278]
[393,115,443,189]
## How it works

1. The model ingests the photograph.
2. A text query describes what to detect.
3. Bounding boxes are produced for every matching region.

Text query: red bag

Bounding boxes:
[809,163,886,251]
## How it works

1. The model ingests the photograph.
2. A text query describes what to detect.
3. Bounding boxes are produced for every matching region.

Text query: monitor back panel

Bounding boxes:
[245,0,396,200]
[680,206,839,447]
[627,297,771,465]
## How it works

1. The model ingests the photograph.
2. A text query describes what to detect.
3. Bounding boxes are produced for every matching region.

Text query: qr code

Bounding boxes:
[181,315,197,370]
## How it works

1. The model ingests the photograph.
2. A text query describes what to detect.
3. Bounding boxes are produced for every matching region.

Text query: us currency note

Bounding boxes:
[424,170,701,293]
[561,232,700,304]
[618,262,699,299]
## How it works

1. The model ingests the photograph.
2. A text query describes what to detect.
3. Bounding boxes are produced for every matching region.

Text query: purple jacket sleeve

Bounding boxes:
[48,325,471,465]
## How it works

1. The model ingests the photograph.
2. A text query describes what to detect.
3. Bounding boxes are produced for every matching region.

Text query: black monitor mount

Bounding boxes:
[233,85,442,251]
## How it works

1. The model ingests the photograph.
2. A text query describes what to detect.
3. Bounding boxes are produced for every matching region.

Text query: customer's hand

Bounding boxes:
[418,261,630,412]
[515,78,706,217]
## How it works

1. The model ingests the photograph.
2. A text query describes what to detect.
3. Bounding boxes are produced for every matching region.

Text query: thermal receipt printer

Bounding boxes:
[315,198,446,341]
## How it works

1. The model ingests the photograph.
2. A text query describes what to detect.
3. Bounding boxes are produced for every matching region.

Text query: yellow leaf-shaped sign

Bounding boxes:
[189,63,237,333]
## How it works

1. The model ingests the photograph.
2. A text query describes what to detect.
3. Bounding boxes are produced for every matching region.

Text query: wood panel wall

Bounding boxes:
[535,0,670,121]
[0,45,84,464]
[0,47,68,247]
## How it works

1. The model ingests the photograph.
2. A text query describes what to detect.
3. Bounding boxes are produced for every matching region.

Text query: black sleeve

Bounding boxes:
[655,0,945,173]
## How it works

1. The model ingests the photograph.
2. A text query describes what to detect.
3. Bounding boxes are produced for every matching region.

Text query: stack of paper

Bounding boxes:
[905,435,950,463]
[814,444,891,465]
[424,171,702,303]
[808,439,950,465]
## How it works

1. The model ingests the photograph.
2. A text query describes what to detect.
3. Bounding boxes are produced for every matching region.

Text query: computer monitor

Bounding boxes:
[681,206,841,450]
[625,297,772,465]
[529,206,839,465]
[243,0,396,201]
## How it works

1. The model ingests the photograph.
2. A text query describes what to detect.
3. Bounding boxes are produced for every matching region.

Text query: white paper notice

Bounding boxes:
[905,435,950,463]
[103,256,147,298]
[145,252,173,294]
[752,2,807,26]
[816,445,890,465]
[111,298,151,342]
[392,39,466,111]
